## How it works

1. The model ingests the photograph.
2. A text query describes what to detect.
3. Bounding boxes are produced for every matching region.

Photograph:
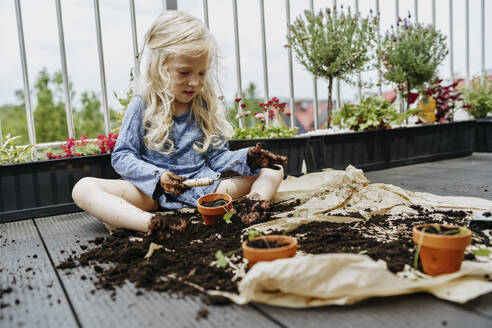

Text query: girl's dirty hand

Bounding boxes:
[160,171,190,194]
[246,143,288,170]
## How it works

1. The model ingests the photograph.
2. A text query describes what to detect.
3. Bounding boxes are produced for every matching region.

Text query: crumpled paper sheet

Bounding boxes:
[209,165,492,307]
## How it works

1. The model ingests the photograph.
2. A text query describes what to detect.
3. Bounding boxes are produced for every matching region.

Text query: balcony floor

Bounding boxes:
[1,153,492,328]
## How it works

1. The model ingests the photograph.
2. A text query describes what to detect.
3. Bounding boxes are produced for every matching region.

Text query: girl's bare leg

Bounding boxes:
[215,165,284,200]
[72,177,158,232]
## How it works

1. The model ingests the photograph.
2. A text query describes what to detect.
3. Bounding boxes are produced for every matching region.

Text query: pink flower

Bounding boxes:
[244,111,251,116]
[254,112,265,120]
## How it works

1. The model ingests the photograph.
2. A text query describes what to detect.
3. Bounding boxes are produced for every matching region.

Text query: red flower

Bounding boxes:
[407,92,419,104]
[234,97,242,102]
[240,103,246,108]
[285,112,292,117]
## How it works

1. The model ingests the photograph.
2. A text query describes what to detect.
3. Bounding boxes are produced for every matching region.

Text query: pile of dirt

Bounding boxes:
[56,199,281,301]
[56,200,490,301]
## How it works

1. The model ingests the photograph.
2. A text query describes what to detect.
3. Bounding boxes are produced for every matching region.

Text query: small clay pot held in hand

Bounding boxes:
[242,235,298,267]
[197,193,232,226]
[412,224,472,276]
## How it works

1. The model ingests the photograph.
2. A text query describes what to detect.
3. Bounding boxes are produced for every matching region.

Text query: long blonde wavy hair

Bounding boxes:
[136,11,232,153]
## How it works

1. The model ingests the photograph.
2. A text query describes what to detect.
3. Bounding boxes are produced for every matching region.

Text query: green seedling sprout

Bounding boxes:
[473,248,491,257]
[214,229,264,269]
[413,227,427,271]
[214,248,242,269]
[223,212,233,224]
[247,228,261,241]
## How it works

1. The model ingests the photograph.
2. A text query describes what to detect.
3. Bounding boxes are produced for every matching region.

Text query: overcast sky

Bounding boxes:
[1,0,490,113]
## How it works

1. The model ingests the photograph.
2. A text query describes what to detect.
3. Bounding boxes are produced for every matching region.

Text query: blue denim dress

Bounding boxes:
[111,95,259,209]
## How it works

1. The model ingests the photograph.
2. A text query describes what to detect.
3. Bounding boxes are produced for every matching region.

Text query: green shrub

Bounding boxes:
[379,16,448,111]
[333,97,416,131]
[232,124,298,140]
[0,134,32,164]
[461,77,492,119]
[287,6,379,126]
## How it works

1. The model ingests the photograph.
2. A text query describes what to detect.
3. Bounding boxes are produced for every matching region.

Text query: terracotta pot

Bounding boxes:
[242,235,297,267]
[196,193,232,226]
[412,224,472,276]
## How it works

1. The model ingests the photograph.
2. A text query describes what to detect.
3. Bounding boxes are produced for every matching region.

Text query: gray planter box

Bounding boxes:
[306,121,476,172]
[0,154,119,223]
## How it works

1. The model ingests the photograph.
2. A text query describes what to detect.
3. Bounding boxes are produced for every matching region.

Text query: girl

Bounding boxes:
[72,11,287,238]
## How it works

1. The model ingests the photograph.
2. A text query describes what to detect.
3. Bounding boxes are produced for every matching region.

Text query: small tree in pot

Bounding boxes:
[379,15,448,112]
[287,6,379,127]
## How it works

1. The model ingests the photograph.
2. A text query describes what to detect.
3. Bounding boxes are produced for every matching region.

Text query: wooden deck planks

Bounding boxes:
[253,293,492,328]
[365,154,492,200]
[34,212,281,328]
[0,220,78,328]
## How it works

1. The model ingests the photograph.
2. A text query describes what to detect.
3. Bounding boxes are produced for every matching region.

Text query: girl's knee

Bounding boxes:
[72,177,97,202]
[262,165,284,182]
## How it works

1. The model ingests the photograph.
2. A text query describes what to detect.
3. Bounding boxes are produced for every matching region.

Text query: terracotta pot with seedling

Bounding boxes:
[412,223,472,276]
[242,231,297,268]
[197,193,233,226]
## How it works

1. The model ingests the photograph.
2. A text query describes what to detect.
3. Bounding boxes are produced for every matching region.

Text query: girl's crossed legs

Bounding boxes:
[72,166,284,232]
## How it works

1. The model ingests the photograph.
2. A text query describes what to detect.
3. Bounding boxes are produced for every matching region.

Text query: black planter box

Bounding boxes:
[0,154,119,223]
[306,121,476,172]
[475,118,492,152]
[229,137,309,177]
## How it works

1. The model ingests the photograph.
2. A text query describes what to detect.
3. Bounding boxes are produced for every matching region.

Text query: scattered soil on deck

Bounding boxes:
[287,205,491,273]
[56,198,280,303]
[55,200,491,303]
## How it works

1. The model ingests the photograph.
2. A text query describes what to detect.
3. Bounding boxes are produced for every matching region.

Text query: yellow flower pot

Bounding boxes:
[417,96,436,123]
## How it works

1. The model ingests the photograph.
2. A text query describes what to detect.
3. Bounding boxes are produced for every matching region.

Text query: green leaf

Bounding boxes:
[223,213,233,224]
[247,229,261,241]
[215,250,228,268]
[473,248,491,257]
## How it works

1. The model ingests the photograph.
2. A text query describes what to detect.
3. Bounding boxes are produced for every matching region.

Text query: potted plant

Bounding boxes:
[461,76,492,152]
[412,223,472,276]
[197,193,232,226]
[287,6,379,127]
[242,234,298,267]
[379,15,448,113]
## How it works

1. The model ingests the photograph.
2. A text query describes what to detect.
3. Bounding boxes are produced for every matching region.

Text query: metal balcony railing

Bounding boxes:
[10,0,489,158]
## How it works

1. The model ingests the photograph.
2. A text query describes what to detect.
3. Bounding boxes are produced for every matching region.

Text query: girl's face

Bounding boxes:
[167,53,209,114]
